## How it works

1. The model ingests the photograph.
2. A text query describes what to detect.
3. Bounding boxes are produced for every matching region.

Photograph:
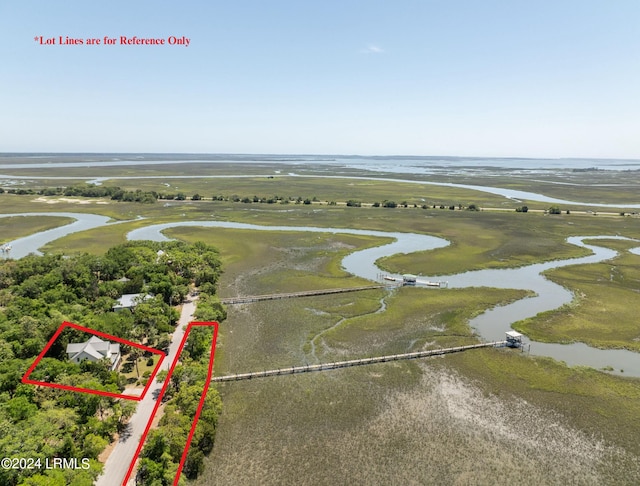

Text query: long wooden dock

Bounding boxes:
[220,284,394,305]
[211,341,506,383]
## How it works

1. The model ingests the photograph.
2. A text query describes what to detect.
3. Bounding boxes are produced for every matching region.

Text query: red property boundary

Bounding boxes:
[123,321,219,486]
[21,321,165,401]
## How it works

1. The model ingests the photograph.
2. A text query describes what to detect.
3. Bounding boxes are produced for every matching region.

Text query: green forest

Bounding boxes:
[0,240,225,485]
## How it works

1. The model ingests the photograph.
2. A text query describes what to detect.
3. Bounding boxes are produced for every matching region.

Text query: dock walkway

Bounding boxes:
[212,341,506,383]
[220,284,394,305]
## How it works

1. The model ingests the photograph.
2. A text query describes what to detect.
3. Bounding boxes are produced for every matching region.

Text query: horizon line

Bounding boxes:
[1,152,639,162]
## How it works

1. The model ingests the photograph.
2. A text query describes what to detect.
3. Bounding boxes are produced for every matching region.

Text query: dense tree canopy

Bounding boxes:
[0,240,224,485]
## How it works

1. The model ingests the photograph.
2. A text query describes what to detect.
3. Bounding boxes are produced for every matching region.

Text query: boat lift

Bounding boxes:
[381,273,448,288]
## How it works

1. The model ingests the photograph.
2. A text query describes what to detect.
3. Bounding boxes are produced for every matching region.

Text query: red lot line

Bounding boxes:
[21,321,165,401]
[174,322,219,484]
[122,321,219,486]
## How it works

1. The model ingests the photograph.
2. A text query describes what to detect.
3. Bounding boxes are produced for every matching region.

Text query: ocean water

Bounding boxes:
[333,155,640,173]
[1,153,640,172]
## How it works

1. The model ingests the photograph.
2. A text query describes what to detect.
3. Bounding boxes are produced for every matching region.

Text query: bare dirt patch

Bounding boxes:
[31,196,110,204]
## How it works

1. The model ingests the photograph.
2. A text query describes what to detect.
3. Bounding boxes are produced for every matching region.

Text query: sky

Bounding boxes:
[1,1,639,158]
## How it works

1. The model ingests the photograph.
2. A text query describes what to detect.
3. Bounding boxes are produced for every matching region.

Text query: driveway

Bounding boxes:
[95,299,196,486]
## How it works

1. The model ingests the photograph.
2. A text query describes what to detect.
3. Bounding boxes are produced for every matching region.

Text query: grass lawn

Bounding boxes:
[120,352,162,386]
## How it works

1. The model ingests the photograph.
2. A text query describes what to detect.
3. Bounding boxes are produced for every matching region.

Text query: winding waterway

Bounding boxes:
[2,212,639,376]
[0,212,117,259]
[128,220,640,376]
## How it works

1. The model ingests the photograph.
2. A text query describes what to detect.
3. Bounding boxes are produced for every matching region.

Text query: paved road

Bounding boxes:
[95,300,196,486]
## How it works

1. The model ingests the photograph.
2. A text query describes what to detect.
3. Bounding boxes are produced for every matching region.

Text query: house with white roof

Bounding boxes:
[66,336,121,370]
[112,293,152,311]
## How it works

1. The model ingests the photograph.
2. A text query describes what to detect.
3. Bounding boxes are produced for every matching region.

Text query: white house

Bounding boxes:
[66,336,121,370]
[112,293,152,311]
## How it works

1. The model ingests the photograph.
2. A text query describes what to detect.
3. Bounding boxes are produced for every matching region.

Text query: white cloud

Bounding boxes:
[361,44,384,54]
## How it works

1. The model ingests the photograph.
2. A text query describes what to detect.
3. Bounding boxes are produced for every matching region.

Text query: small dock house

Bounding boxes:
[402,274,417,285]
[505,331,524,348]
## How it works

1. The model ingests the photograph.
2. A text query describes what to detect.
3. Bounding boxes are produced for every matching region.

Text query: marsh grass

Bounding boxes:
[4,161,638,205]
[0,215,73,244]
[107,175,516,208]
[6,189,638,279]
[197,225,640,485]
[28,204,636,484]
[37,218,165,255]
[163,226,388,297]
[199,361,639,486]
[0,161,290,178]
[469,173,640,206]
[318,287,531,358]
[446,349,640,459]
[376,210,638,275]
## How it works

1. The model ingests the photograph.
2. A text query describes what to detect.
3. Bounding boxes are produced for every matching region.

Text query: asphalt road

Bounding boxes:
[95,299,196,486]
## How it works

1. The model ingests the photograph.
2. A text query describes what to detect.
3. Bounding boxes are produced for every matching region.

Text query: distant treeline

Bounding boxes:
[0,184,158,203]
[571,167,603,172]
[159,193,483,211]
[1,184,485,210]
